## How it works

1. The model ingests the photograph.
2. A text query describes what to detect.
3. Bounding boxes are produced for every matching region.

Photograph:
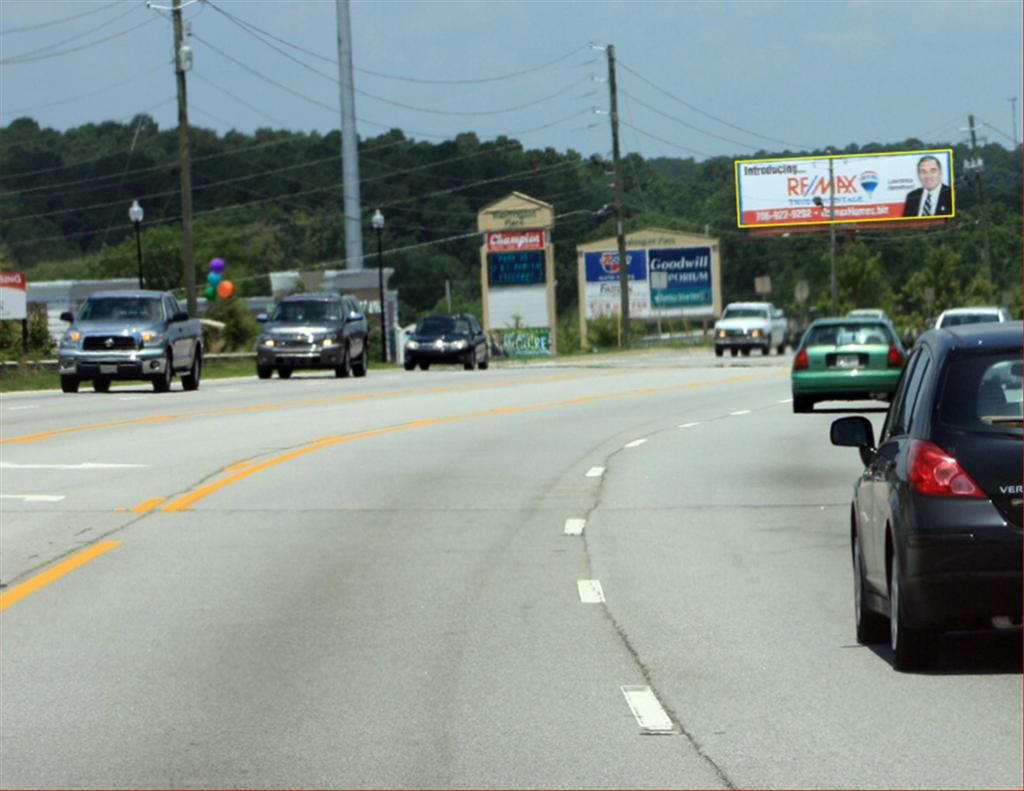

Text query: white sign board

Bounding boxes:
[0,271,27,320]
[735,149,955,228]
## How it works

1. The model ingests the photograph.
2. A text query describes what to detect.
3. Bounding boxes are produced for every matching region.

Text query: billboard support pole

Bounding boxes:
[829,156,837,315]
[606,44,631,348]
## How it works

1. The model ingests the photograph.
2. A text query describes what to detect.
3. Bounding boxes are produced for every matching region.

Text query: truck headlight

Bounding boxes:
[405,340,420,350]
[321,337,334,347]
[751,329,762,338]
[261,337,275,347]
[450,339,468,350]
[141,332,166,345]
[59,331,81,348]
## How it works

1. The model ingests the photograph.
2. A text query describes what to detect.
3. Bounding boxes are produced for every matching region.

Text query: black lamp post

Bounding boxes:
[129,200,144,288]
[372,208,386,363]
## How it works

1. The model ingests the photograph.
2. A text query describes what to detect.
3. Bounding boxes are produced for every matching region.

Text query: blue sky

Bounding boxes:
[1,0,1021,160]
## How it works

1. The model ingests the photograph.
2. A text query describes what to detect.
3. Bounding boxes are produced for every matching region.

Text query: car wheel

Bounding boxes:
[741,348,751,357]
[60,375,79,394]
[152,352,172,392]
[729,348,738,357]
[889,551,939,671]
[714,347,723,357]
[182,348,201,391]
[853,529,888,644]
[351,343,368,377]
[335,345,352,378]
[761,344,770,356]
[277,368,292,379]
[403,361,415,371]
[464,349,476,371]
[792,395,814,413]
[92,377,111,393]
[777,343,787,354]
[419,362,430,371]
[257,365,273,379]
[478,354,489,370]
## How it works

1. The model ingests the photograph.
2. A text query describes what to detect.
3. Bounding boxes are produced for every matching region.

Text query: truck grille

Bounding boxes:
[83,335,138,351]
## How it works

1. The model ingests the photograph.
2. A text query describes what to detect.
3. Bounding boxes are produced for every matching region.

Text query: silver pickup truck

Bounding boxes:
[58,290,203,393]
[713,301,789,357]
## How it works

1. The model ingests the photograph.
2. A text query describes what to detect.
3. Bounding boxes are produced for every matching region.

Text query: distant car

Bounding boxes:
[847,308,890,321]
[713,301,788,357]
[934,306,1011,329]
[58,290,203,393]
[830,322,1022,671]
[256,292,368,379]
[791,317,905,413]
[404,313,489,371]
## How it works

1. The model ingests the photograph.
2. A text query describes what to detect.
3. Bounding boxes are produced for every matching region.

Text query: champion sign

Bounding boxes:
[0,270,27,320]
[486,230,545,252]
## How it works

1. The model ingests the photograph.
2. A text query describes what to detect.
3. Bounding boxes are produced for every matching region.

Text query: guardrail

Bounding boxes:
[1,352,256,371]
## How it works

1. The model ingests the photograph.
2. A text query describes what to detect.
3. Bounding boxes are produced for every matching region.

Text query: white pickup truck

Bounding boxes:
[713,301,789,357]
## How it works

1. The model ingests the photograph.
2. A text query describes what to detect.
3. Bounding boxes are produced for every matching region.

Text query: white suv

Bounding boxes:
[934,306,1012,329]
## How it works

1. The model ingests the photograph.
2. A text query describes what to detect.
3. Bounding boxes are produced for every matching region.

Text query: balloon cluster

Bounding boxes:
[204,257,234,301]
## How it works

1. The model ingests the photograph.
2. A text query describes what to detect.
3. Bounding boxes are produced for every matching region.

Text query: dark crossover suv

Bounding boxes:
[403,313,489,371]
[831,322,1022,671]
[256,293,368,379]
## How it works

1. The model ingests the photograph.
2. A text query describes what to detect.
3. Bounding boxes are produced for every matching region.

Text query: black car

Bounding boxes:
[256,293,368,379]
[403,313,489,371]
[831,322,1022,670]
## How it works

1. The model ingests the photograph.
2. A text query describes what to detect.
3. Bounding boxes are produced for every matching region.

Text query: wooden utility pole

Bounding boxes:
[967,114,993,280]
[173,0,197,314]
[606,44,631,347]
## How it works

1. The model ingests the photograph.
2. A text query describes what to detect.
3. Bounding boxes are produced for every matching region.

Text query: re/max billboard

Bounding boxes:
[734,149,955,228]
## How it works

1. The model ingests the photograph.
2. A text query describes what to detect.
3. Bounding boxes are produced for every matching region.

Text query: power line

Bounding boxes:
[977,119,1016,145]
[619,88,761,153]
[1,12,160,66]
[0,60,167,116]
[616,57,812,151]
[190,69,292,129]
[1,2,141,59]
[1,0,130,35]
[618,120,711,159]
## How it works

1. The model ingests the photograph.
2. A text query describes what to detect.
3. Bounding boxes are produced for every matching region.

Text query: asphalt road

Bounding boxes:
[1,352,1021,789]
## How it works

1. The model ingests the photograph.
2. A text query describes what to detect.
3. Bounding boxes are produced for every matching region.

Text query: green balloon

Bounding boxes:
[204,284,216,300]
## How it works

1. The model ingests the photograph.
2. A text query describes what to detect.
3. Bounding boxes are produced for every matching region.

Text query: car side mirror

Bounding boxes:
[830,416,876,466]
[171,310,190,323]
[348,310,364,322]
[256,313,268,323]
[60,311,74,323]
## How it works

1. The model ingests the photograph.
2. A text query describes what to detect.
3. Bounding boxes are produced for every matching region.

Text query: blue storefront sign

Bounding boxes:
[488,251,545,287]
[583,249,647,282]
[648,247,712,307]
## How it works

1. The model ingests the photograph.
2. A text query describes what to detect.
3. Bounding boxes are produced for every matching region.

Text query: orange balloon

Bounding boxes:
[216,279,234,299]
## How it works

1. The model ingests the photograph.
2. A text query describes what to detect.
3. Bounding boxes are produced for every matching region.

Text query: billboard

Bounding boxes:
[0,271,27,320]
[487,250,545,286]
[583,250,649,318]
[582,246,713,319]
[734,149,955,228]
[649,247,712,308]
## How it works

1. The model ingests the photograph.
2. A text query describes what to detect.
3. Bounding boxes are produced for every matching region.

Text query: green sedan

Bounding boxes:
[791,318,906,413]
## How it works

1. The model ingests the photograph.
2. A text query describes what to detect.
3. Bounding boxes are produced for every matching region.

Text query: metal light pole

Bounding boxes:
[828,156,837,315]
[372,209,386,363]
[129,200,145,288]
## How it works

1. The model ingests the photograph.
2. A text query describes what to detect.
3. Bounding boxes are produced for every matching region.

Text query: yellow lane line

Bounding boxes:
[0,372,595,445]
[153,370,774,512]
[130,496,167,513]
[0,541,120,612]
[223,460,253,473]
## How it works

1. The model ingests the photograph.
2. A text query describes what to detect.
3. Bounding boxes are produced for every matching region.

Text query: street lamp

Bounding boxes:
[128,200,144,288]
[371,208,386,363]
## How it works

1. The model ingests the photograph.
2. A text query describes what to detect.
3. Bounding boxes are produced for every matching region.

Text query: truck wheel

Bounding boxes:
[741,348,751,357]
[93,378,111,393]
[335,345,351,378]
[761,345,770,356]
[152,352,172,392]
[61,375,80,393]
[351,343,368,377]
[182,348,201,391]
[714,347,723,358]
[730,348,738,357]
[403,360,415,371]
[777,342,787,354]
[277,368,292,379]
[257,366,273,379]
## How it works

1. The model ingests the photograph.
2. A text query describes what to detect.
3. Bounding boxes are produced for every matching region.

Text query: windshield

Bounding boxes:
[938,354,1022,431]
[77,297,162,322]
[939,312,1000,328]
[805,323,893,346]
[270,301,340,323]
[417,316,469,335]
[722,308,768,320]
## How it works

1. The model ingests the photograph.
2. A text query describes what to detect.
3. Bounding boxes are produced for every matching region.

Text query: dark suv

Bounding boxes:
[403,313,489,371]
[256,293,368,379]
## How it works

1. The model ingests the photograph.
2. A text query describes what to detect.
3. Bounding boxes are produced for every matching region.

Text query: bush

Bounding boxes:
[0,303,52,359]
[202,296,260,351]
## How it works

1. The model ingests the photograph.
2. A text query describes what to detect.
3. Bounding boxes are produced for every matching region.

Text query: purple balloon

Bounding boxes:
[208,257,225,273]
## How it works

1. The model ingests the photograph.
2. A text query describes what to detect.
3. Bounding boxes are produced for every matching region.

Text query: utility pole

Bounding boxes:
[172,0,196,314]
[605,43,631,347]
[336,0,364,269]
[828,155,837,315]
[967,114,993,279]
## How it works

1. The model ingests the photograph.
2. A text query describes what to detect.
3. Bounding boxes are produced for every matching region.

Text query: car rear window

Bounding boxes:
[271,301,340,322]
[937,353,1022,433]
[939,312,1000,328]
[805,323,892,346]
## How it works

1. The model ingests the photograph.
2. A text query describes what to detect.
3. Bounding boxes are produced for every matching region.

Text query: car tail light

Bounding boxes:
[793,348,808,370]
[887,345,904,368]
[908,440,984,497]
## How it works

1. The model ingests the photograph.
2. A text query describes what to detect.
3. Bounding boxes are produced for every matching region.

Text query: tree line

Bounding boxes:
[1,113,1020,354]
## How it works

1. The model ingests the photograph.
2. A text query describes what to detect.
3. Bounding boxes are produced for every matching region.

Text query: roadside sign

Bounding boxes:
[794,280,809,304]
[0,271,27,320]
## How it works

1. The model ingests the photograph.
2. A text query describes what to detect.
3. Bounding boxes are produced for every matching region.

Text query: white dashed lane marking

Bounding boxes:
[0,494,66,502]
[563,518,586,536]
[0,463,147,470]
[577,579,605,603]
[730,410,751,416]
[678,422,700,428]
[624,439,647,448]
[778,398,792,404]
[7,405,39,411]
[585,467,605,478]
[620,686,676,734]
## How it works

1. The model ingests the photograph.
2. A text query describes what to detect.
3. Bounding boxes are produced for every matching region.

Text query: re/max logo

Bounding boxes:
[786,176,859,196]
